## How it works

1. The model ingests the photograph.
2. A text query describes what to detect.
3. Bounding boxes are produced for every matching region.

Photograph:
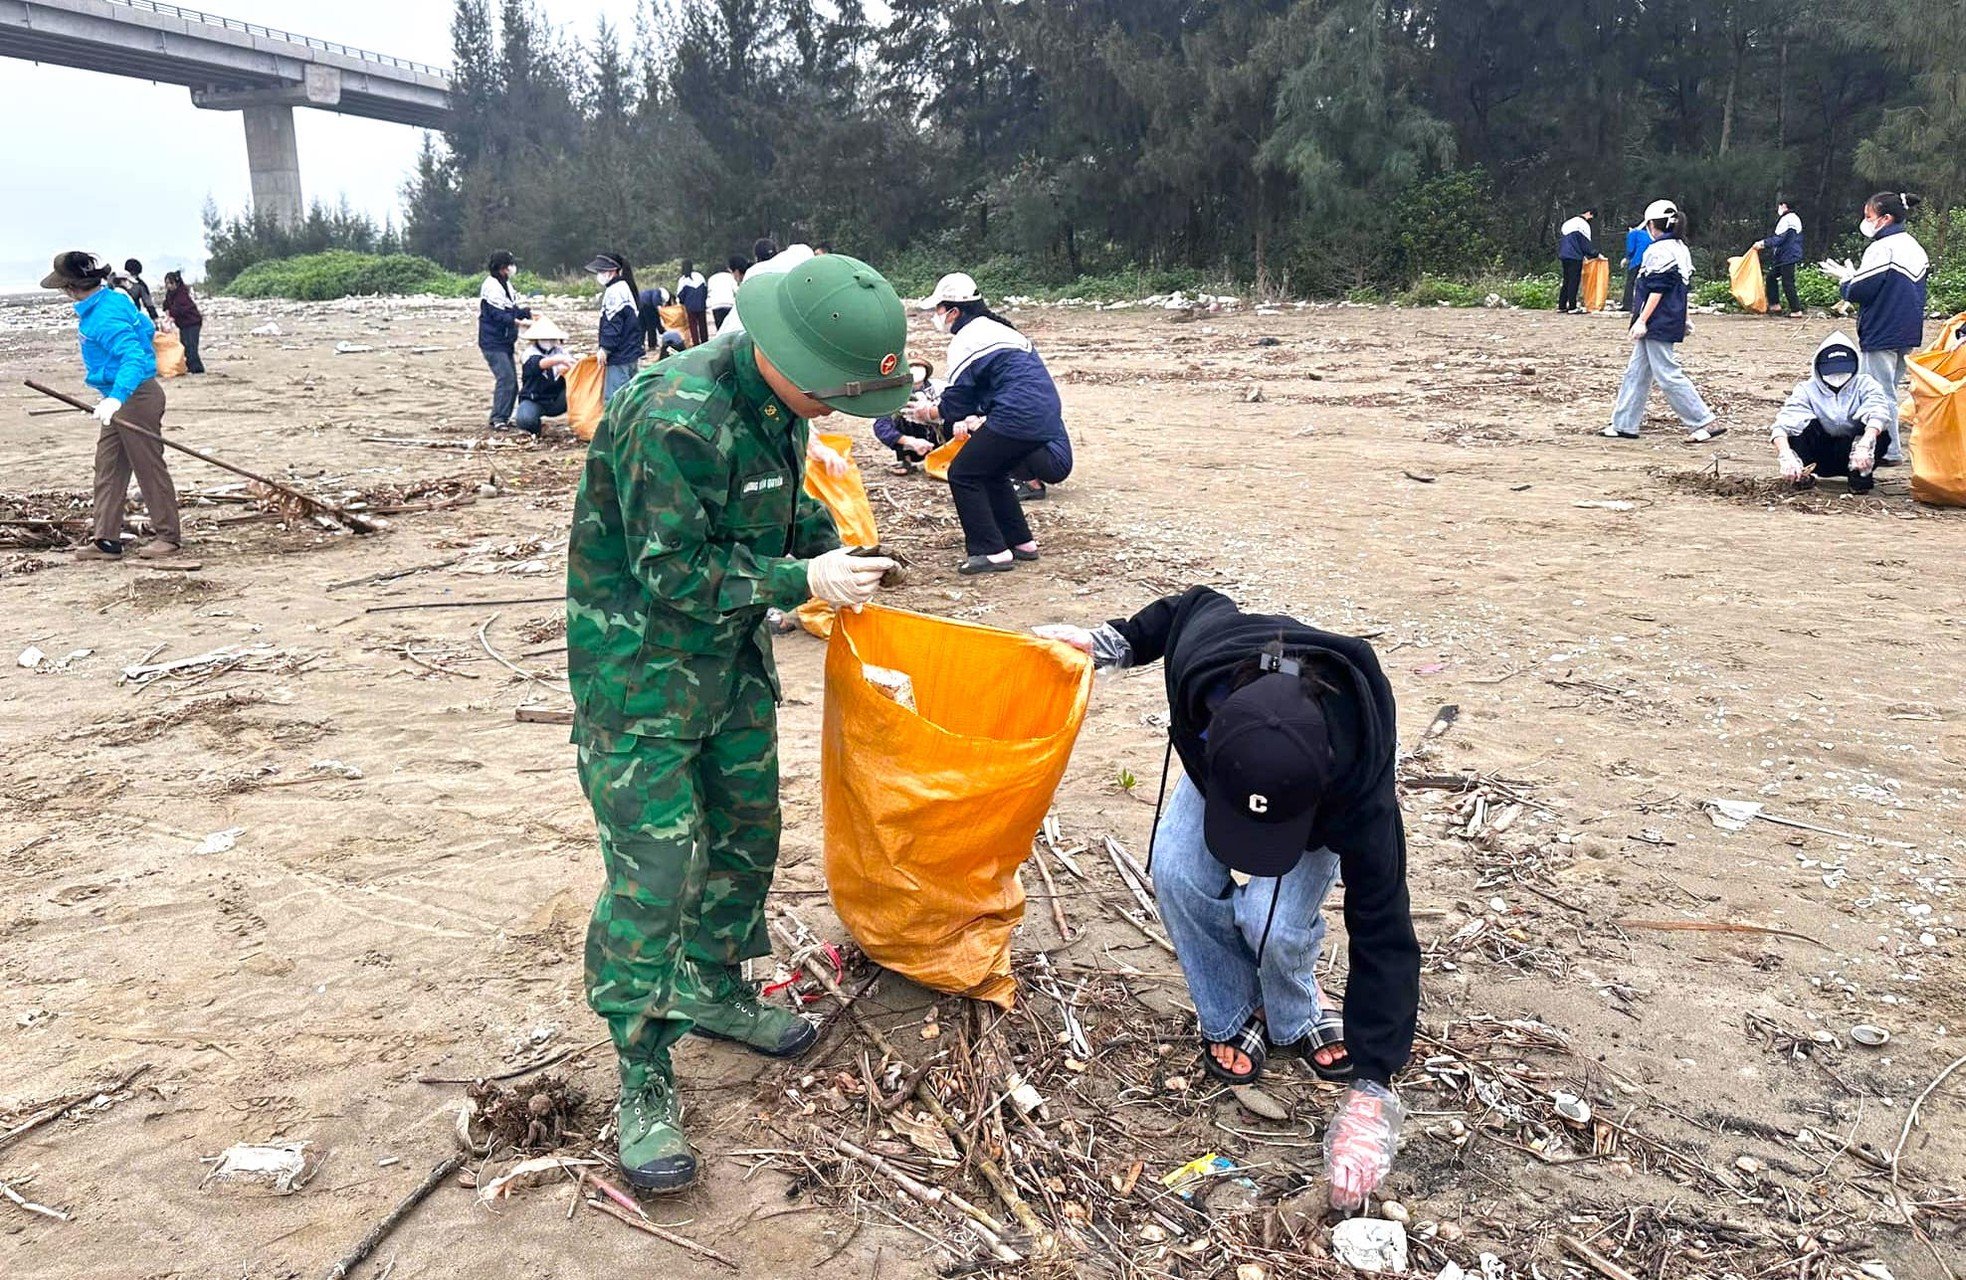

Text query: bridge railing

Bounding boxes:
[108,0,448,77]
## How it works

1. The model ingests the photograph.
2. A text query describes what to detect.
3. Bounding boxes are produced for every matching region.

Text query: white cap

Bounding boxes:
[1644,199,1679,223]
[918,271,982,312]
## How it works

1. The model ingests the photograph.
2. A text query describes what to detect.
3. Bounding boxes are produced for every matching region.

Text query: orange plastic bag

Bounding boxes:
[1580,257,1609,313]
[153,330,187,378]
[1907,343,1966,506]
[822,606,1092,1005]
[658,303,689,340]
[1728,248,1768,314]
[794,431,880,639]
[566,353,605,442]
[923,435,966,481]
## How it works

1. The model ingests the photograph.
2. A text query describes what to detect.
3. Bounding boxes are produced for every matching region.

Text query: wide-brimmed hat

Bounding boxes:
[41,251,111,290]
[916,271,982,312]
[737,253,911,418]
[523,318,570,342]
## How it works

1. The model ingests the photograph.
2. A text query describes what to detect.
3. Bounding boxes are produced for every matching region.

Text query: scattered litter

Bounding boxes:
[203,1141,322,1194]
[862,663,918,712]
[16,646,44,668]
[334,342,376,354]
[1552,1091,1593,1127]
[1848,1023,1890,1047]
[1160,1152,1234,1200]
[248,322,282,337]
[1573,499,1637,512]
[477,1155,601,1203]
[1706,798,1762,831]
[193,827,244,855]
[1332,1217,1408,1273]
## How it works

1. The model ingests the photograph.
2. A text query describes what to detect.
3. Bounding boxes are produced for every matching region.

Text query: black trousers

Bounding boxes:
[1620,267,1640,313]
[946,429,1072,557]
[1558,258,1584,311]
[685,309,708,345]
[1790,419,1883,493]
[711,306,732,332]
[179,323,205,373]
[1765,262,1801,313]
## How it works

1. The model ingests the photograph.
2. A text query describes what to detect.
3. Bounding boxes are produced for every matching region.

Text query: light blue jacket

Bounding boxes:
[75,285,157,401]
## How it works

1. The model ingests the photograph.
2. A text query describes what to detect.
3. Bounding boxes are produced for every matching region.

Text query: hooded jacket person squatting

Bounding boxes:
[1770,332,1894,492]
[1034,586,1420,1212]
[565,252,912,1193]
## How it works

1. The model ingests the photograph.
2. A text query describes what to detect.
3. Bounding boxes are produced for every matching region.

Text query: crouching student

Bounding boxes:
[871,359,943,473]
[1034,586,1419,1211]
[1771,332,1892,493]
[513,319,576,436]
[1604,200,1722,443]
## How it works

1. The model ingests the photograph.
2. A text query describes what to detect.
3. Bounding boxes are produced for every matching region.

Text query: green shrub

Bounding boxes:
[1794,266,1843,310]
[1398,275,1484,307]
[226,251,469,300]
[1345,285,1386,305]
[1692,278,1737,310]
[1493,274,1559,310]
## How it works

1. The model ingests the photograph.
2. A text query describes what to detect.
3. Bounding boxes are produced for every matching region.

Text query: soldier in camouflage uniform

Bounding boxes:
[567,254,914,1191]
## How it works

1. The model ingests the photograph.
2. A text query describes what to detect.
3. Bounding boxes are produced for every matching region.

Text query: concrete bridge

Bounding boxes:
[0,0,452,225]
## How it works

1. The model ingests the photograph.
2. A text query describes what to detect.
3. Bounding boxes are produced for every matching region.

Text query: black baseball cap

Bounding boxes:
[1202,668,1334,877]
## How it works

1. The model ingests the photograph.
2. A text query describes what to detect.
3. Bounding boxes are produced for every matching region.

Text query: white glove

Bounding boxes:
[93,397,123,427]
[904,400,941,426]
[1032,624,1095,654]
[899,435,933,457]
[1819,258,1855,284]
[1325,1079,1404,1211]
[952,415,985,439]
[1628,320,1647,341]
[1850,434,1878,475]
[808,438,849,478]
[1778,445,1806,482]
[807,548,893,609]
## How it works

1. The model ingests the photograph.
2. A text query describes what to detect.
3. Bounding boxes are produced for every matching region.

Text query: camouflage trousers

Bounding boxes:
[576,681,781,1066]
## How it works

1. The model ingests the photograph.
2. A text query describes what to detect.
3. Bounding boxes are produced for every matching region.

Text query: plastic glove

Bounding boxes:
[899,435,933,457]
[808,438,849,478]
[1778,445,1806,482]
[904,400,941,426]
[1032,624,1095,654]
[1325,1079,1403,1211]
[1819,258,1855,284]
[952,415,985,439]
[1850,435,1878,475]
[807,548,893,609]
[93,397,124,427]
[1627,320,1647,341]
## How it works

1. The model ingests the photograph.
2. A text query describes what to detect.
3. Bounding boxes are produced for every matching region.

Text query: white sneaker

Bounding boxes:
[1601,426,1638,439]
[1685,424,1727,443]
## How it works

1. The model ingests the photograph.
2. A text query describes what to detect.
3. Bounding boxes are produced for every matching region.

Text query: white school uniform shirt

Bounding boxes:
[720,245,816,338]
[705,272,738,312]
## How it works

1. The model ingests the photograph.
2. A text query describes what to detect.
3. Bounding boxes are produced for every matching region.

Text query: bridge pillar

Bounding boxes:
[241,103,304,228]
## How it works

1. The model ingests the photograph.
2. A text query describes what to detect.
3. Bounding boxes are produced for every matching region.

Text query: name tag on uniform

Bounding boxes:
[740,475,786,496]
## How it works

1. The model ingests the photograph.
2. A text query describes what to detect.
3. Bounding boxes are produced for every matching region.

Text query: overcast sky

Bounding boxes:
[0,0,644,290]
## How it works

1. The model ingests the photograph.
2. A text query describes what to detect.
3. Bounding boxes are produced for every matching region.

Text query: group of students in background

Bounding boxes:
[113,258,207,375]
[1592,190,1929,492]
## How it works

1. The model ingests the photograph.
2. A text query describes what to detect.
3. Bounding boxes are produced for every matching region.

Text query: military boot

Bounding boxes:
[615,1058,697,1193]
[680,961,819,1058]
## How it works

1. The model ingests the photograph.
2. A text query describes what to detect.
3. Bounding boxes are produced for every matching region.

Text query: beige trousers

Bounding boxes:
[92,378,180,545]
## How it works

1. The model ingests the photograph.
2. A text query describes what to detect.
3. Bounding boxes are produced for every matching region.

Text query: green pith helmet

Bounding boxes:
[737,254,912,417]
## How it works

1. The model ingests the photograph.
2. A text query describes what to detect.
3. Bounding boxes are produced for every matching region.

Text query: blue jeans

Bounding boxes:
[514,390,565,435]
[604,360,637,403]
[482,347,517,424]
[1150,775,1342,1047]
[1861,348,1909,461]
[1610,339,1714,435]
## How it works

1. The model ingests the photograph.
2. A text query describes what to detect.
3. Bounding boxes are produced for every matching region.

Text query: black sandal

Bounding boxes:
[957,555,1015,576]
[1199,1016,1268,1085]
[1288,1011,1353,1083]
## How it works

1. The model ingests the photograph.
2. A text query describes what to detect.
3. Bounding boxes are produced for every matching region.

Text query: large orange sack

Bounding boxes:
[822,606,1091,1005]
[923,435,965,481]
[1728,247,1768,314]
[566,353,605,442]
[1580,257,1609,313]
[1907,320,1966,506]
[794,432,879,639]
[153,330,187,378]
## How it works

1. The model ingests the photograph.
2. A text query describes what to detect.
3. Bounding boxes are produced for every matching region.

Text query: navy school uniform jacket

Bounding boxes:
[1764,212,1804,267]
[598,279,645,367]
[1106,586,1420,1086]
[938,315,1069,447]
[1633,235,1694,344]
[477,275,531,350]
[1843,223,1929,354]
[520,346,570,406]
[1558,216,1601,262]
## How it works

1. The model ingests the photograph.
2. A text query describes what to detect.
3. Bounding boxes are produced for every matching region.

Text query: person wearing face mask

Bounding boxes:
[907,272,1074,574]
[566,252,910,1193]
[1031,587,1418,1212]
[1769,332,1894,493]
[1603,200,1722,443]
[39,251,181,561]
[478,251,532,430]
[513,318,577,437]
[872,359,945,473]
[1754,200,1806,318]
[584,252,647,402]
[1822,192,1928,465]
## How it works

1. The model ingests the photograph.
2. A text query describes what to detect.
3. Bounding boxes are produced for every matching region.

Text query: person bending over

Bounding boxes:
[1771,332,1892,493]
[1035,586,1419,1211]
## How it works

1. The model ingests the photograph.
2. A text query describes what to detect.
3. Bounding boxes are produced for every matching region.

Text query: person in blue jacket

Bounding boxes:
[1619,220,1652,313]
[1556,208,1600,313]
[1603,201,1721,443]
[585,252,646,402]
[1755,200,1806,318]
[478,251,530,430]
[906,273,1074,575]
[1824,192,1928,465]
[40,251,181,561]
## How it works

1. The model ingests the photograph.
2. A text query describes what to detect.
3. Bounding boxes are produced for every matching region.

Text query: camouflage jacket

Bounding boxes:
[567,333,839,738]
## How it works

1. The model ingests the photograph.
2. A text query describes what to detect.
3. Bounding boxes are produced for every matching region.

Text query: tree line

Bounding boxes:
[369,0,1964,296]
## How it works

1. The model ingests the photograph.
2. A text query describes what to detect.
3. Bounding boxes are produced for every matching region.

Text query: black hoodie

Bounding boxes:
[1109,586,1419,1085]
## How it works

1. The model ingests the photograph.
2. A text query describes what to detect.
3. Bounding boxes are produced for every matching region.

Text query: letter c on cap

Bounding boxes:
[1248,794,1269,814]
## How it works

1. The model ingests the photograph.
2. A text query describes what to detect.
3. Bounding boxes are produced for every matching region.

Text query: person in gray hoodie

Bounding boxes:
[1770,331,1894,493]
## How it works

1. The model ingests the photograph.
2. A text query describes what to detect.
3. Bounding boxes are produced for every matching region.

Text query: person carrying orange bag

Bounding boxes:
[564,352,606,442]
[822,604,1091,1006]
[1728,246,1769,314]
[1033,585,1417,1213]
[1580,256,1610,313]
[787,431,879,639]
